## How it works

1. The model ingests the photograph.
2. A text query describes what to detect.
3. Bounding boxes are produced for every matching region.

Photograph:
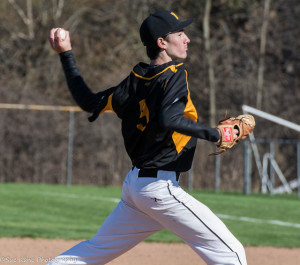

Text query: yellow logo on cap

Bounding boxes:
[171,12,179,19]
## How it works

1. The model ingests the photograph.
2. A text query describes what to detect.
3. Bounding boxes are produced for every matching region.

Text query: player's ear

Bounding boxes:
[157,37,167,50]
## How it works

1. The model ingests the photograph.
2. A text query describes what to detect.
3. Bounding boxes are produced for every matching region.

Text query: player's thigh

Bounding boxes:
[91,199,163,240]
[139,182,240,250]
[156,184,246,264]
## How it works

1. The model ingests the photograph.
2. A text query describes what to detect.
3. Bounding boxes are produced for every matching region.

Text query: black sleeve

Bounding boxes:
[59,50,105,113]
[159,99,220,142]
[161,67,188,110]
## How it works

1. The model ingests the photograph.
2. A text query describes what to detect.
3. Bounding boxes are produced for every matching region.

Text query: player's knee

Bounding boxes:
[235,241,247,265]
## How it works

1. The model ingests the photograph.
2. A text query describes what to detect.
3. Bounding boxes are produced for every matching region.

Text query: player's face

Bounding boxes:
[165,30,190,60]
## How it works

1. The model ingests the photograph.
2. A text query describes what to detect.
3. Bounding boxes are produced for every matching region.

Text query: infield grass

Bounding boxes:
[0,183,299,247]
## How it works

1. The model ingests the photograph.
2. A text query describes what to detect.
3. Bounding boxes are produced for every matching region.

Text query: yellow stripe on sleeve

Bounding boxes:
[99,94,114,115]
[172,70,198,154]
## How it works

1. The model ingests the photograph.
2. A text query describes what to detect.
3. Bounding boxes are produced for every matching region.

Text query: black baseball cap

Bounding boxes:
[140,10,194,46]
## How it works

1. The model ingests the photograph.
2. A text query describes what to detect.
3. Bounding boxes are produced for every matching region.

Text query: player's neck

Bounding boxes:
[150,51,173,66]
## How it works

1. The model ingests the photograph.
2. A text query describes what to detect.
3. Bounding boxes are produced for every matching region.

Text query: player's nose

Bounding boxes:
[183,33,190,44]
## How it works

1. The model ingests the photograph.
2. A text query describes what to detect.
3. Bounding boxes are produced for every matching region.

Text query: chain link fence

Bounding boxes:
[1,104,299,196]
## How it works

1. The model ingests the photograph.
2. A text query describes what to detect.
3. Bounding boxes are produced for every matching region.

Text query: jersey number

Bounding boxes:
[136,99,149,132]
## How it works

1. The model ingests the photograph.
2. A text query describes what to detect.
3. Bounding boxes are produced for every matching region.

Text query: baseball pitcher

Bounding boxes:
[48,11,249,265]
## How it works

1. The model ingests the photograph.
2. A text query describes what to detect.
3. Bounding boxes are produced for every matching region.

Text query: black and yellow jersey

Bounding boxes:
[60,51,220,172]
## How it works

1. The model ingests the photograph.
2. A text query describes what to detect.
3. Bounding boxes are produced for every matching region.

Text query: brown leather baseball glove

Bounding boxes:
[209,114,255,156]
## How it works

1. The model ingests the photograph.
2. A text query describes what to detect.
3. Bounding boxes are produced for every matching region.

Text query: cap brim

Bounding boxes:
[173,18,194,32]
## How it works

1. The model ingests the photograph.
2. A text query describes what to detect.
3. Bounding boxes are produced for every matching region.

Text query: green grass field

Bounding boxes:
[0,183,299,247]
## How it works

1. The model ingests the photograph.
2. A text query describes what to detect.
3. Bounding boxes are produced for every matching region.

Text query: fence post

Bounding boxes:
[269,141,275,194]
[67,110,75,187]
[215,155,220,192]
[244,140,252,194]
[297,141,300,198]
[188,163,194,191]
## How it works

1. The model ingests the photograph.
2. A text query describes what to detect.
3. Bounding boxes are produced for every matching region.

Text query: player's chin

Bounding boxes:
[175,52,188,60]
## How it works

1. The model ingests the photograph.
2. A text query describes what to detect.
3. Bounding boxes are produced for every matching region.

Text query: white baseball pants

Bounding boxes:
[48,167,247,265]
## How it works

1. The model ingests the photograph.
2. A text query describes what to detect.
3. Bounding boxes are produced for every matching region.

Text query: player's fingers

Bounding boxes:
[48,28,56,49]
[55,28,63,41]
[49,28,55,39]
[65,30,70,42]
[233,128,239,139]
[49,28,72,53]
[54,29,60,46]
[55,28,70,46]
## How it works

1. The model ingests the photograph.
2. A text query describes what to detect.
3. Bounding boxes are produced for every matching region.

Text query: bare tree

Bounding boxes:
[203,0,216,126]
[256,0,271,109]
[8,0,34,40]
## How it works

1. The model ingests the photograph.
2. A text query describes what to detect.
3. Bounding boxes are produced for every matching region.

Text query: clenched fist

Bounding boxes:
[48,28,72,53]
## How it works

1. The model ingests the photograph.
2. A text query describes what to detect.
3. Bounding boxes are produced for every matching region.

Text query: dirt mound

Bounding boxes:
[1,238,299,265]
